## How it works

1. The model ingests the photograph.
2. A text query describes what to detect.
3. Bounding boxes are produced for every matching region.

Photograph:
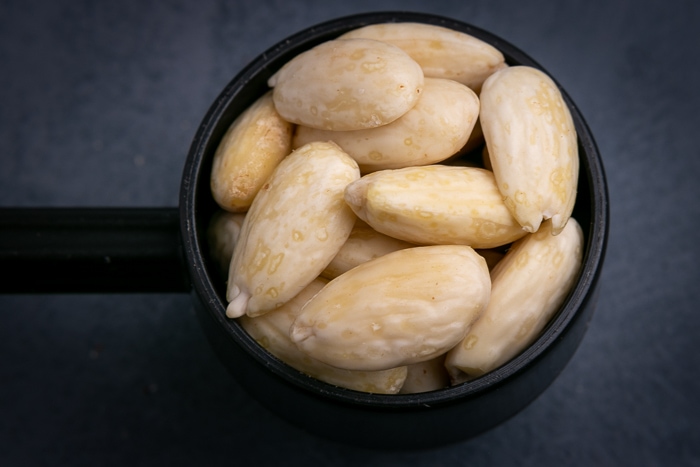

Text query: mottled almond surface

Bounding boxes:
[290,245,490,371]
[339,22,506,92]
[445,218,583,382]
[226,141,359,318]
[210,91,293,212]
[269,38,424,131]
[239,278,408,394]
[344,165,528,249]
[480,66,579,234]
[293,78,479,172]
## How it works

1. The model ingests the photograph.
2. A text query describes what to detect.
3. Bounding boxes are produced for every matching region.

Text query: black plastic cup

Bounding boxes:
[181,11,608,449]
[1,12,608,450]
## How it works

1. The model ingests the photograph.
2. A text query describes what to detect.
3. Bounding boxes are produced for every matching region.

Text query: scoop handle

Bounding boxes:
[0,207,191,293]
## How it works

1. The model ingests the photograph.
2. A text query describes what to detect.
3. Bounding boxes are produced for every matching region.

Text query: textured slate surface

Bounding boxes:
[1,0,699,465]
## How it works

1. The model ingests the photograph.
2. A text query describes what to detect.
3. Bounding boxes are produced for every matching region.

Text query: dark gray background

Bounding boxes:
[1,0,699,465]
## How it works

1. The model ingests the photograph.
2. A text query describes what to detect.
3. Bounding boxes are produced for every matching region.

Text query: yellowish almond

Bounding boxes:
[292,77,479,172]
[445,218,584,382]
[290,245,491,371]
[339,22,507,92]
[226,141,359,318]
[269,38,424,131]
[480,66,579,234]
[239,277,408,394]
[344,165,528,249]
[210,91,293,212]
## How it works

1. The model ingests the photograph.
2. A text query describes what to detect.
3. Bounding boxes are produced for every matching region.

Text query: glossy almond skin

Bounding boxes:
[269,38,424,131]
[344,165,528,249]
[226,141,360,318]
[290,245,491,371]
[480,66,579,234]
[445,218,584,382]
[292,78,479,172]
[339,22,507,92]
[210,91,293,212]
[238,278,408,394]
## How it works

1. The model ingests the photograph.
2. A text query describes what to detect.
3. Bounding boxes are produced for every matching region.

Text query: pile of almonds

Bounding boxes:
[207,22,583,394]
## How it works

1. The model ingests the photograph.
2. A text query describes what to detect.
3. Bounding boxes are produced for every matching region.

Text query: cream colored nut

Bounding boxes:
[321,220,415,280]
[290,245,491,372]
[480,66,579,234]
[445,218,584,382]
[344,165,528,249]
[399,354,450,394]
[206,210,246,277]
[292,77,479,172]
[239,277,408,394]
[210,91,293,212]
[226,141,360,318]
[339,22,507,92]
[268,38,424,131]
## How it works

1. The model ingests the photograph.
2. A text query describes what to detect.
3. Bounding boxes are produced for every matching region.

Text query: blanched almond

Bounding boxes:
[344,165,528,249]
[480,66,578,234]
[292,78,479,172]
[290,245,490,371]
[339,22,507,92]
[210,91,293,212]
[269,38,424,131]
[445,218,583,382]
[239,277,408,394]
[226,141,359,318]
